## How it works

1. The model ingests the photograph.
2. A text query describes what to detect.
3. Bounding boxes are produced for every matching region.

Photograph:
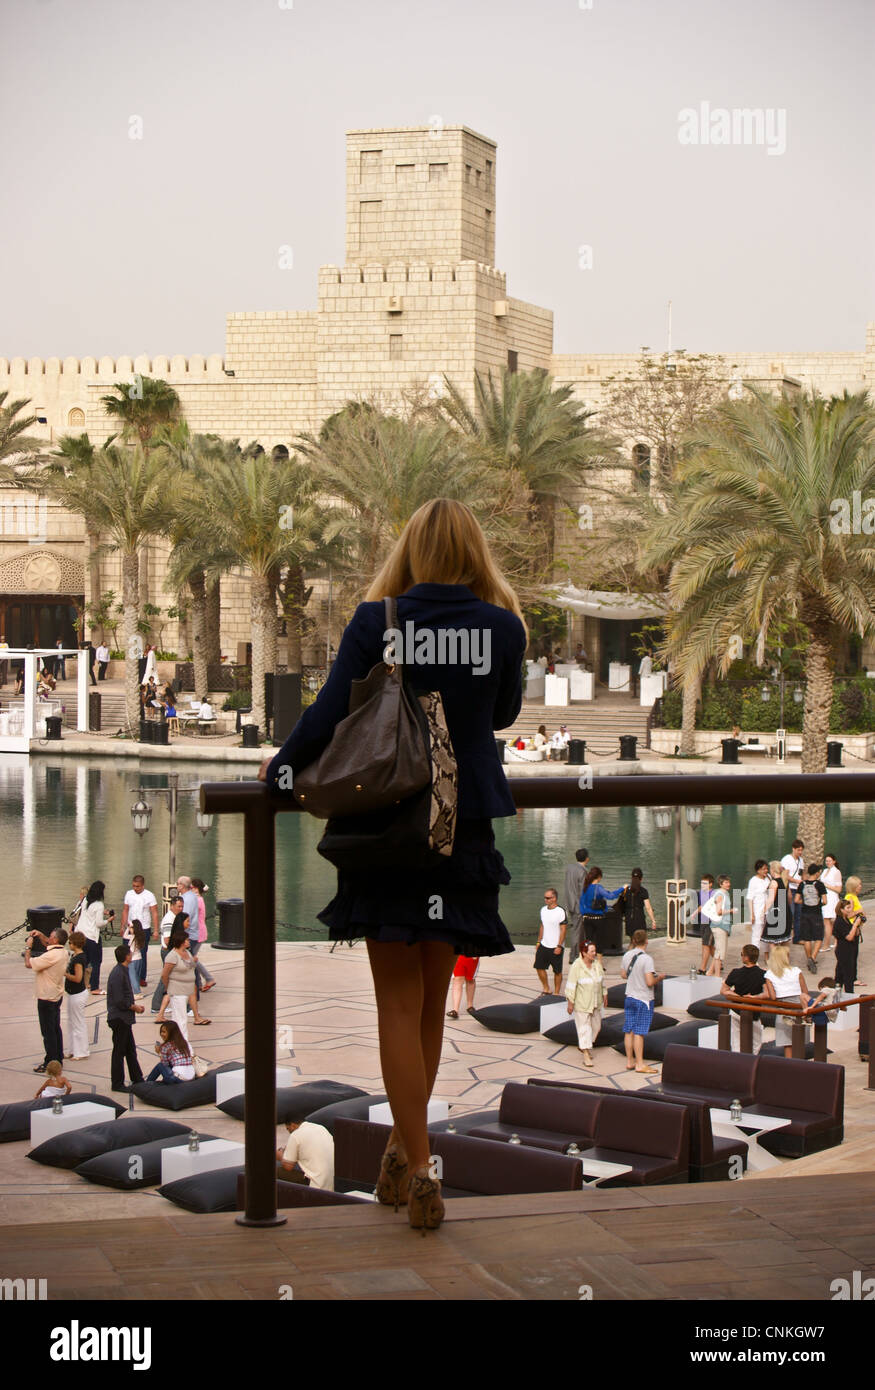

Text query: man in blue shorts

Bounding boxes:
[621,929,666,1074]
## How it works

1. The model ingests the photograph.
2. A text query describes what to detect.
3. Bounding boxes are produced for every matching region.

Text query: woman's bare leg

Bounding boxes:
[366,939,455,1172]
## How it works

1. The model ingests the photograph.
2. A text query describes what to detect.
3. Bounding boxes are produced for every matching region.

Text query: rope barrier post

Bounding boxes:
[739,1011,754,1054]
[791,1016,807,1059]
[717,1012,731,1050]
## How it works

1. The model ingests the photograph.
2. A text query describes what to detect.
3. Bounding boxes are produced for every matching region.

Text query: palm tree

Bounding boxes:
[0,392,53,478]
[433,367,616,576]
[31,443,181,729]
[643,388,875,854]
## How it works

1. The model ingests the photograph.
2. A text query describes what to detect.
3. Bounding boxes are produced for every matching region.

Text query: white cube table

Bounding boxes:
[662,975,723,1010]
[544,675,569,707]
[608,662,630,692]
[30,1102,117,1145]
[639,672,667,706]
[697,1024,720,1049]
[161,1138,246,1185]
[369,1099,448,1126]
[828,995,861,1031]
[570,670,594,702]
[540,1000,571,1033]
[214,1067,295,1106]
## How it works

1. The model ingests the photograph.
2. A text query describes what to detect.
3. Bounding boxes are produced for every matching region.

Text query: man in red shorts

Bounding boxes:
[447,955,479,1018]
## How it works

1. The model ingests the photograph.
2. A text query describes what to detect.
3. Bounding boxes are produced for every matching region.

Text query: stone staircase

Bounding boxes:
[503,692,651,758]
[57,688,129,732]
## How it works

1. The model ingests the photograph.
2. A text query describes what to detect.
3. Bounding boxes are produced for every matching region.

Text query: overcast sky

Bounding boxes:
[2,0,872,360]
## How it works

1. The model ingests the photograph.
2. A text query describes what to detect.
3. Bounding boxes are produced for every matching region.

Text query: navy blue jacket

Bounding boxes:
[266,583,527,820]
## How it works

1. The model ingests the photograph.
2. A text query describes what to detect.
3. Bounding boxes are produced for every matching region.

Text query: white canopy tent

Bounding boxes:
[0,648,88,752]
[544,586,668,622]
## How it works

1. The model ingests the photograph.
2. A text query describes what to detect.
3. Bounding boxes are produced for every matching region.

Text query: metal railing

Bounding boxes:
[200,769,875,1226]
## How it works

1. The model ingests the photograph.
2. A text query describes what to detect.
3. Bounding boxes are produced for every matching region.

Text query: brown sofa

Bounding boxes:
[526,1078,746,1183]
[578,1093,690,1186]
[654,1043,758,1107]
[333,1118,584,1197]
[235,1173,370,1210]
[745,1054,844,1157]
[465,1081,602,1153]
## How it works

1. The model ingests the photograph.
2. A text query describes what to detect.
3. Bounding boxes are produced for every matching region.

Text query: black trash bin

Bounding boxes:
[213,897,245,951]
[153,720,169,746]
[495,738,506,763]
[568,738,586,764]
[88,690,101,732]
[26,905,65,955]
[242,723,260,748]
[721,738,741,765]
[618,735,637,761]
[235,706,252,734]
[139,718,153,743]
[827,740,843,768]
[45,715,62,741]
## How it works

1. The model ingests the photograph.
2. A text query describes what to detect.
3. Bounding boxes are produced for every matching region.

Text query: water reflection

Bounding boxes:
[1,758,873,943]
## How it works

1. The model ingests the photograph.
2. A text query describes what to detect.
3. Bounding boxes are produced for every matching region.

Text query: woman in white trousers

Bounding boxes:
[64,930,90,1059]
[564,940,606,1067]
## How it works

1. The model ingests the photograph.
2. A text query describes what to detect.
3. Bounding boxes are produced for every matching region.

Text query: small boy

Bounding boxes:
[805,975,842,1023]
[34,1059,72,1100]
[275,1118,334,1190]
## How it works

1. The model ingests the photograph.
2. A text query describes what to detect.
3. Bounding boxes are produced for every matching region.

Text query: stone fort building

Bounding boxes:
[1,124,873,665]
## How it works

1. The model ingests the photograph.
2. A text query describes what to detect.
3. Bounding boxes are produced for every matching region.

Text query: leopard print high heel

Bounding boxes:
[375,1144,409,1210]
[407,1166,445,1234]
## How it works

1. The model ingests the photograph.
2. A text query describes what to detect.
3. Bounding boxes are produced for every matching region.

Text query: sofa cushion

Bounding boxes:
[751,1052,843,1119]
[130,1061,242,1110]
[578,1144,685,1186]
[658,1043,757,1105]
[605,978,668,1009]
[304,1093,387,1136]
[467,1122,580,1153]
[743,1103,835,1136]
[495,1080,601,1146]
[0,1093,125,1144]
[234,1173,369,1210]
[470,1003,542,1034]
[687,994,777,1029]
[158,1165,245,1213]
[28,1117,190,1169]
[75,1132,220,1189]
[591,1093,689,1164]
[544,1011,676,1048]
[217,1080,367,1123]
[612,1019,708,1060]
[759,1042,831,1060]
[428,1110,500,1135]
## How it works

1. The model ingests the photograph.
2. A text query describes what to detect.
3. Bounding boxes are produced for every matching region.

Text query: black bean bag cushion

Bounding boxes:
[544,1011,677,1048]
[612,1019,709,1059]
[130,1061,242,1111]
[0,1093,126,1144]
[760,1041,831,1059]
[303,1093,388,1136]
[470,1003,542,1034]
[27,1117,190,1169]
[75,1132,221,1189]
[217,1079,367,1123]
[605,978,669,1009]
[159,1165,246,1213]
[687,994,778,1029]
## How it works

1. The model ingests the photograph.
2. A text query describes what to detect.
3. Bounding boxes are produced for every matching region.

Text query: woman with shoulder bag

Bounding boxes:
[79,880,114,995]
[260,499,527,1233]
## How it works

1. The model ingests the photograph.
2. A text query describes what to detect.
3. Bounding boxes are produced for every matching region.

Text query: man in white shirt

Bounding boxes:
[780,838,805,943]
[121,874,159,989]
[276,1120,334,1189]
[96,642,110,680]
[535,888,566,995]
[199,699,214,720]
[746,859,771,950]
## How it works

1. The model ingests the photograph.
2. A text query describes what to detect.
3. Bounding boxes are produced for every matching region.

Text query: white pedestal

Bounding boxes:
[662,976,723,1010]
[570,670,593,702]
[608,663,631,692]
[544,675,569,707]
[161,1138,246,1185]
[369,1099,448,1127]
[30,1102,117,1145]
[697,1025,720,1048]
[525,674,545,700]
[540,1001,571,1033]
[639,672,667,706]
[554,664,576,679]
[829,996,860,1031]
[215,1067,295,1106]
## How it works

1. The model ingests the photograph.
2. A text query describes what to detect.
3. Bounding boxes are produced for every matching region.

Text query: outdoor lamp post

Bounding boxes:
[653,804,704,937]
[129,773,211,882]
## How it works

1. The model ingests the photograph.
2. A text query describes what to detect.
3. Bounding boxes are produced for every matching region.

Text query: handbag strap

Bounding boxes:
[382,595,403,676]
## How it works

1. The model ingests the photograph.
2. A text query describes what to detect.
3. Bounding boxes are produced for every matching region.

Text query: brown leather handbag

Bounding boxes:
[292,596,431,819]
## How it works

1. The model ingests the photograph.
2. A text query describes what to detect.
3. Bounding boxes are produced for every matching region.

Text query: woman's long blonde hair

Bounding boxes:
[768,944,790,978]
[365,499,527,631]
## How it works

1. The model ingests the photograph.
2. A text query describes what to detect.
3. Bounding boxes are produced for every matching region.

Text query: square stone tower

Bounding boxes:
[346,126,497,266]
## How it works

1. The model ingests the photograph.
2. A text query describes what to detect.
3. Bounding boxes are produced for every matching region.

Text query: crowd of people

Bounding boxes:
[24,871,216,1093]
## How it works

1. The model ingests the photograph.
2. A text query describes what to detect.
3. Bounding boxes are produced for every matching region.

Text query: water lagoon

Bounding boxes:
[2,756,873,944]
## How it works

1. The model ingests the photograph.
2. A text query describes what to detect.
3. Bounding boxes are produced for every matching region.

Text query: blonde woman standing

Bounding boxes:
[763,944,810,1057]
[565,940,606,1067]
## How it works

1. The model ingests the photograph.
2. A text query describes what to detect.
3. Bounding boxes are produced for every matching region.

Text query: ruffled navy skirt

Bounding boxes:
[318,817,514,957]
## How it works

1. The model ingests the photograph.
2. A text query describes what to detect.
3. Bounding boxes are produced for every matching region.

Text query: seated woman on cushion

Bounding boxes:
[145,1021,195,1084]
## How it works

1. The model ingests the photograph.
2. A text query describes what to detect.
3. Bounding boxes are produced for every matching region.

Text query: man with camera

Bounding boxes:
[24,927,69,1073]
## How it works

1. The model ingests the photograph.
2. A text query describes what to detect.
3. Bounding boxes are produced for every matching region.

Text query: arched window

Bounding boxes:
[67,408,85,427]
[271,445,289,463]
[633,443,651,490]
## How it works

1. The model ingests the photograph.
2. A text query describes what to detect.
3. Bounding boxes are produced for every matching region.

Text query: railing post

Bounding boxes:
[865,1000,875,1092]
[739,1011,754,1054]
[813,1021,828,1063]
[236,793,286,1227]
[791,1016,806,1059]
[717,1012,731,1050]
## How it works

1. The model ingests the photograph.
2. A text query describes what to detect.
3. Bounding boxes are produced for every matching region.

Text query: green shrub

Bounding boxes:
[222,689,252,711]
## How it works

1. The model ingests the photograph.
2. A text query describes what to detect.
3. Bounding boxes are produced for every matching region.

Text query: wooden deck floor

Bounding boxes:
[3,1171,874,1301]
